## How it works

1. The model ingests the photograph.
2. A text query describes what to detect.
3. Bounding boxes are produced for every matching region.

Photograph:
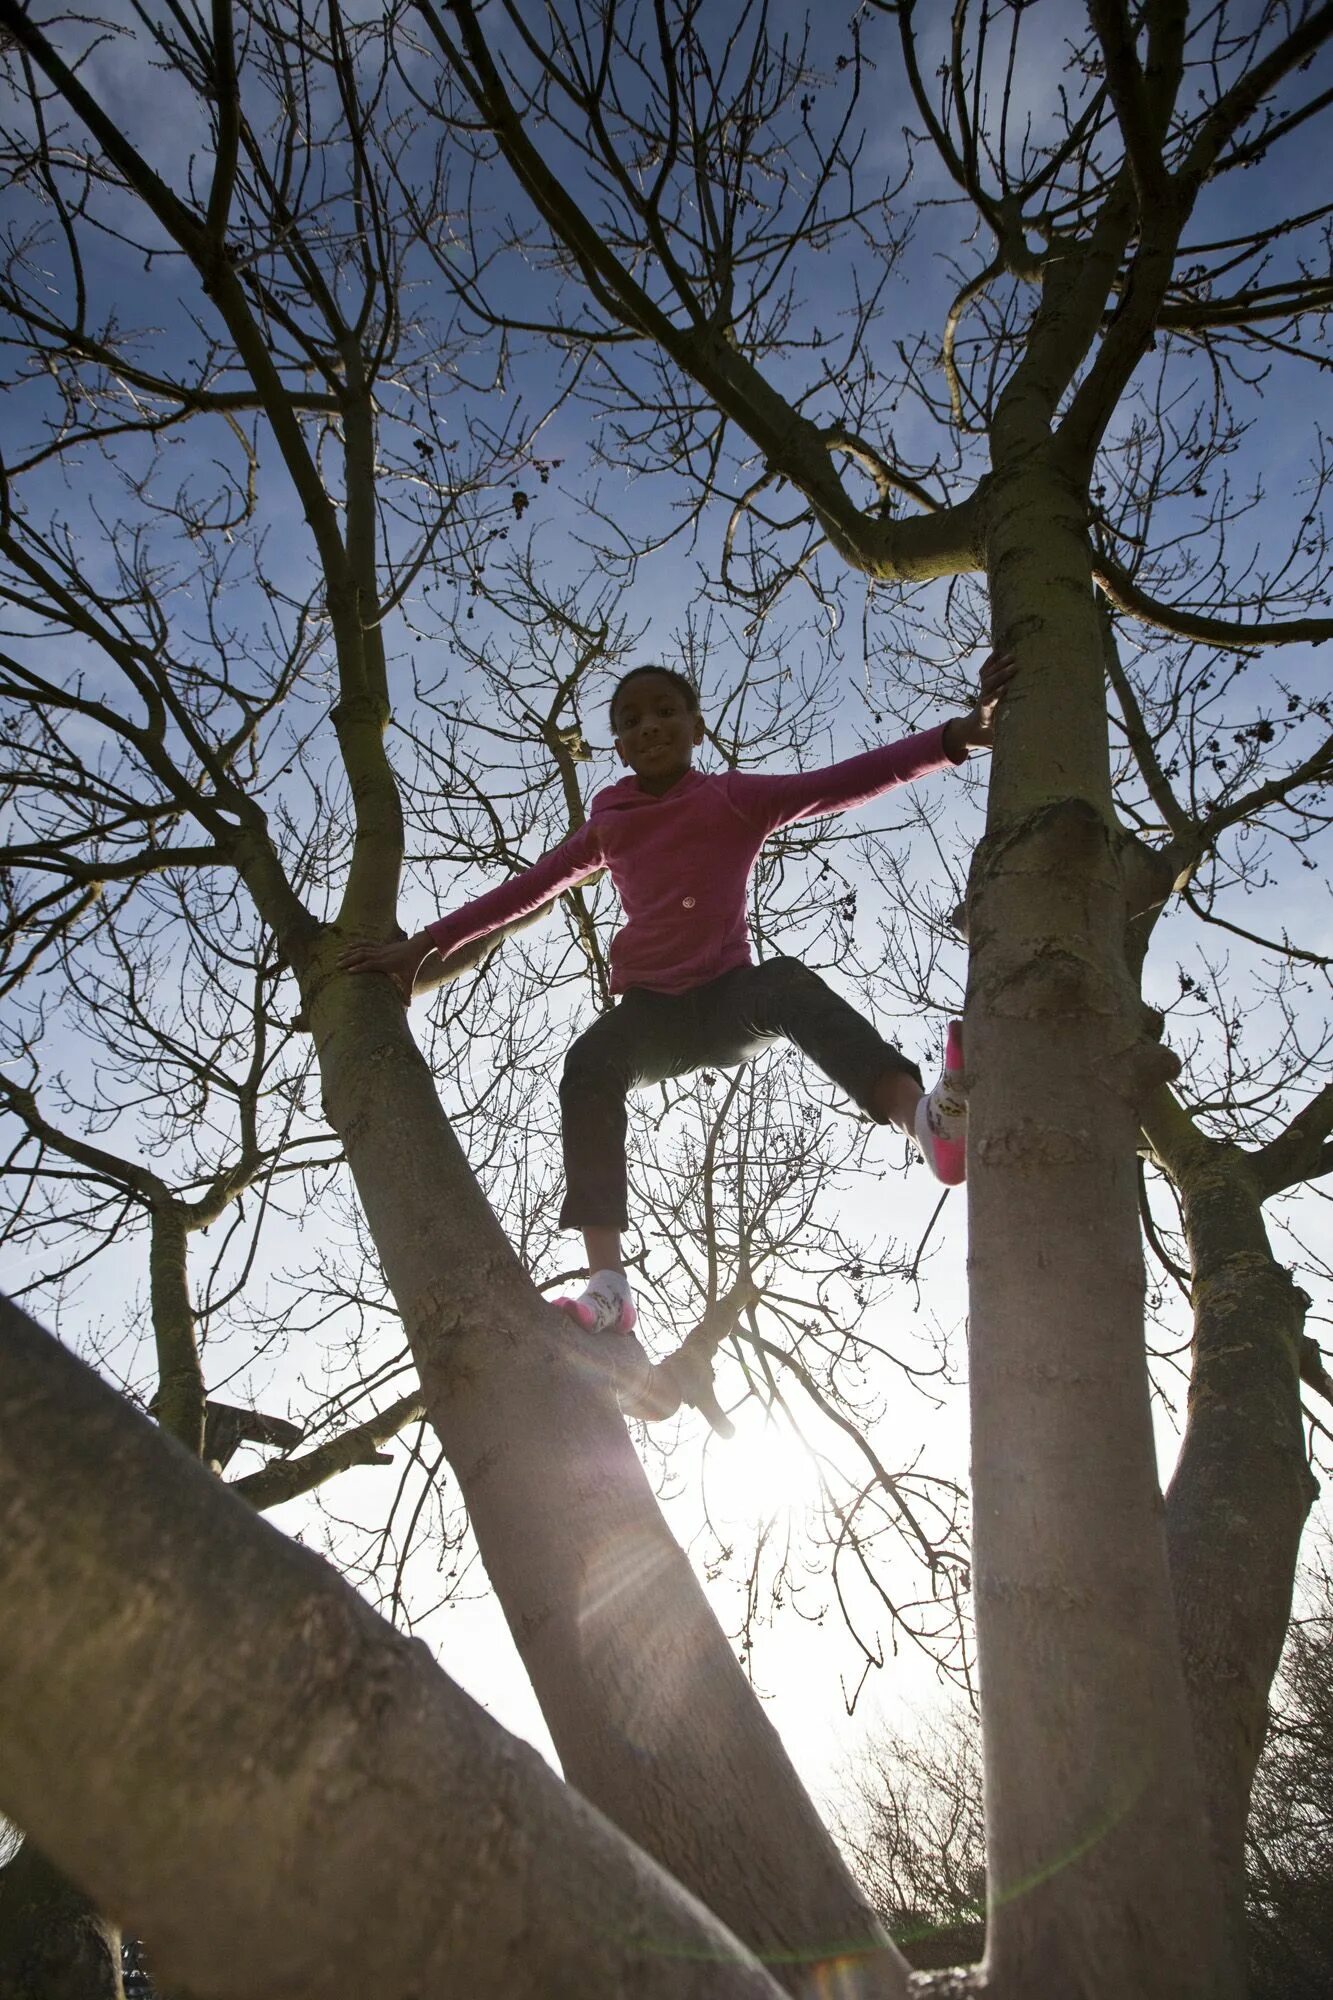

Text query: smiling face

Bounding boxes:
[611,671,706,795]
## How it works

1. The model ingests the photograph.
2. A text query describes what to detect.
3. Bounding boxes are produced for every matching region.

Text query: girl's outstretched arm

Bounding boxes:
[729,648,1015,835]
[339,823,603,1006]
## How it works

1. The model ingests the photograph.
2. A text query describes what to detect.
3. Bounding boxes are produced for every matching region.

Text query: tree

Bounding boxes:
[835,1698,987,1976]
[1246,1547,1333,1999]
[402,3,1333,1989]
[1,4,1332,1997]
[0,4,898,1990]
[836,1539,1333,1993]
[0,1292,797,2000]
[0,904,421,1987]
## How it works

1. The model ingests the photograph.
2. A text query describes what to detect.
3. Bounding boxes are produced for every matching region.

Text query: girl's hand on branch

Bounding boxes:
[338,932,432,1007]
[945,648,1016,757]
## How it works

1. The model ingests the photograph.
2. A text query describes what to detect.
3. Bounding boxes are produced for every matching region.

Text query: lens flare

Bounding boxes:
[702,1407,819,1530]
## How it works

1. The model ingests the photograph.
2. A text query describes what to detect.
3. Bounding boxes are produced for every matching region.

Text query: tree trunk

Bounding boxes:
[1146,1096,1317,1961]
[147,1203,206,1458]
[0,1291,803,2000]
[306,961,906,1995]
[0,1839,123,2000]
[965,456,1238,1997]
[0,1199,212,2000]
[0,970,218,2000]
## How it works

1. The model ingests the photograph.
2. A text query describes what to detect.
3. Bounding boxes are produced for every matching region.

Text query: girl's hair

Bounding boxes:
[608,665,700,732]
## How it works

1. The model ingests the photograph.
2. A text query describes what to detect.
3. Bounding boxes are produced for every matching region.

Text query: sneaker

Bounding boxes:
[552,1273,638,1337]
[915,1018,967,1186]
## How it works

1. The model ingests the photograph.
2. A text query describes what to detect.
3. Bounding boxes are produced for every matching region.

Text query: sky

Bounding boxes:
[2,0,1332,1835]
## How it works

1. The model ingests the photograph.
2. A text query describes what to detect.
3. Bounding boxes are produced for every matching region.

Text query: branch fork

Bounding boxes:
[614,1278,761,1440]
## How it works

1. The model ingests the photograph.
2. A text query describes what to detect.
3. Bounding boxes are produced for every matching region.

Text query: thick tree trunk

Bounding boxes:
[965,457,1238,1997]
[0,1197,210,1998]
[1146,1097,1316,1960]
[307,963,905,1995]
[0,1292,803,2000]
[0,1839,123,2000]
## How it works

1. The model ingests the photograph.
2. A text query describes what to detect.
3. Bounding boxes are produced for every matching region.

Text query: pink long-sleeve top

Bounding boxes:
[427,724,963,996]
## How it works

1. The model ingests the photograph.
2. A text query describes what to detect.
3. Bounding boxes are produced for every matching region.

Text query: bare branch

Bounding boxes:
[1095,552,1333,651]
[229,1389,427,1510]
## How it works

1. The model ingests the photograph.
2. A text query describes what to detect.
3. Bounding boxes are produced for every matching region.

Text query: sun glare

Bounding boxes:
[702,1406,821,1530]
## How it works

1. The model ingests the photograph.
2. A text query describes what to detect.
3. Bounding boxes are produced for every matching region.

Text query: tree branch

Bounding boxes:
[1158,276,1333,332]
[0,1073,164,1205]
[616,1278,760,1438]
[1094,551,1333,650]
[1086,0,1180,211]
[229,1389,426,1510]
[1100,604,1192,842]
[1177,6,1333,195]
[412,0,979,584]
[1163,725,1333,888]
[1251,1084,1333,1201]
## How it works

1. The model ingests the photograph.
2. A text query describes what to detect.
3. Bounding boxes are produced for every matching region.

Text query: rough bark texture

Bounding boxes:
[966,461,1238,1998]
[307,957,906,1996]
[0,1292,805,2000]
[0,1840,124,2000]
[1147,1100,1317,1961]
[0,1204,211,2000]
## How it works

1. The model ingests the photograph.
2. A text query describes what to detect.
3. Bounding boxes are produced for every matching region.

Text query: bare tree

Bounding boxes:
[836,1535,1333,1992]
[396,4,1333,1990]
[0,891,431,1987]
[1245,1544,1333,1999]
[836,1698,987,1977]
[1,4,1332,1997]
[0,4,901,1991]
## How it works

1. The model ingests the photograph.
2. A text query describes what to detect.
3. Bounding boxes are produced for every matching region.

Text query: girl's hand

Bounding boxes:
[338,933,430,1007]
[948,648,1016,754]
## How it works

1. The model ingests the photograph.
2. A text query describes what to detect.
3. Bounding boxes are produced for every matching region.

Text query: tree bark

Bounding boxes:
[0,1201,207,2000]
[1145,1094,1317,1962]
[305,958,906,1994]
[0,1839,124,2000]
[0,1290,808,2000]
[965,456,1238,1997]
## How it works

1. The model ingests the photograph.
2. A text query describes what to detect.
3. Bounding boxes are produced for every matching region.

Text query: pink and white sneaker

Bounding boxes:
[915,1018,967,1186]
[553,1270,638,1337]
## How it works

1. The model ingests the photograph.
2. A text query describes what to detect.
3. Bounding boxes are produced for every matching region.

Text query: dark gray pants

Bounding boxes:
[558,957,921,1230]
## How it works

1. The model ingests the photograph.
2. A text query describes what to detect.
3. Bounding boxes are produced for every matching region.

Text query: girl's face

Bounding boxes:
[612,674,706,795]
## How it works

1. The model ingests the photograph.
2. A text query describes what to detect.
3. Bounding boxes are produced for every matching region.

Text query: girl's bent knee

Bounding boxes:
[561,1046,627,1098]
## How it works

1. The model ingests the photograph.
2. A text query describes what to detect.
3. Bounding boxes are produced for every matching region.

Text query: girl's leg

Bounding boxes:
[870,1057,968,1185]
[555,1020,637,1334]
[554,993,692,1335]
[583,1226,625,1276]
[713,958,966,1184]
[557,1005,647,1239]
[869,1066,923,1134]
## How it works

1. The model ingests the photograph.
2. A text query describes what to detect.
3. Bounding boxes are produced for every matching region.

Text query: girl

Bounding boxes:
[342,651,1013,1335]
